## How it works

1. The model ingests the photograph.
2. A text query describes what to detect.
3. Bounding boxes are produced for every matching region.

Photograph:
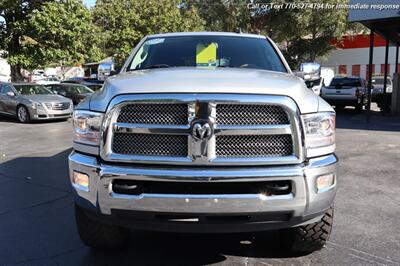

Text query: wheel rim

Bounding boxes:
[18,107,28,122]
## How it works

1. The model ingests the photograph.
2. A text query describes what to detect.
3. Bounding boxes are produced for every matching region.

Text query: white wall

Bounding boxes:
[0,58,11,82]
[317,46,399,77]
[319,46,398,66]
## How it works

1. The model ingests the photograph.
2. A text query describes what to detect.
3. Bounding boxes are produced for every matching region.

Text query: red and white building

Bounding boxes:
[318,33,400,80]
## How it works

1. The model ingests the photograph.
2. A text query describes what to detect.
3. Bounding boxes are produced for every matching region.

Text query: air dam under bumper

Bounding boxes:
[30,106,72,120]
[69,152,337,233]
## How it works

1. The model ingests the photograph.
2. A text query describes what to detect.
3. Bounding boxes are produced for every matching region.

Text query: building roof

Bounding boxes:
[83,56,113,67]
[348,0,400,45]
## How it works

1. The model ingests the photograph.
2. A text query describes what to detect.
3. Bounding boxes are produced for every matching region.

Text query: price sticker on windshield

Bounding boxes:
[196,43,217,67]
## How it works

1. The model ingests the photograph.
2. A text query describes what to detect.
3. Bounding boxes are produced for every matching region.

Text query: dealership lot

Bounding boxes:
[0,110,399,266]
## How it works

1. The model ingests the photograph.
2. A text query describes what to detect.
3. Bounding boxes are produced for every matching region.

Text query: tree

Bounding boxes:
[28,0,104,68]
[0,0,48,81]
[185,0,357,69]
[182,0,251,32]
[93,0,205,67]
[251,0,352,69]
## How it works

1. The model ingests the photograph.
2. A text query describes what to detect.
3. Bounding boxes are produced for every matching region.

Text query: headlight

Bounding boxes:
[73,110,104,145]
[301,112,335,157]
[31,102,43,109]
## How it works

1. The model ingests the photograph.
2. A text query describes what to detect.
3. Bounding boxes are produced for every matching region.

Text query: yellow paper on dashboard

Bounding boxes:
[196,43,217,67]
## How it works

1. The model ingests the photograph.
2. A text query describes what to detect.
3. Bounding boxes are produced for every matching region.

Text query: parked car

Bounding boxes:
[0,82,73,123]
[36,75,61,85]
[371,75,393,109]
[61,79,103,91]
[321,76,368,112]
[47,83,94,105]
[30,69,46,82]
[69,32,337,253]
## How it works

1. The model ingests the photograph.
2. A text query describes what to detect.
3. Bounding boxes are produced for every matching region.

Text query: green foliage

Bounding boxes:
[0,0,103,80]
[28,0,104,68]
[287,1,347,67]
[181,0,251,32]
[0,0,362,79]
[251,0,353,68]
[185,0,356,69]
[93,0,205,67]
[0,0,48,80]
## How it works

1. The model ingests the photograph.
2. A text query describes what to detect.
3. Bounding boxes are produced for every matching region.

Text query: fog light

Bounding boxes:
[316,174,335,192]
[73,171,89,191]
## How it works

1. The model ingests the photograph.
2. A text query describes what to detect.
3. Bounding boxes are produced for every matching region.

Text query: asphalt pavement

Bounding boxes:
[0,108,399,266]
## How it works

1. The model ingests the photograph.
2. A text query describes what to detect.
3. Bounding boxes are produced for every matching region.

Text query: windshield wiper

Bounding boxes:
[136,64,171,70]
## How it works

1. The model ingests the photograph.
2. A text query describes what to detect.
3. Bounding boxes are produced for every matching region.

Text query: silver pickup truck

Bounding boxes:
[69,32,337,253]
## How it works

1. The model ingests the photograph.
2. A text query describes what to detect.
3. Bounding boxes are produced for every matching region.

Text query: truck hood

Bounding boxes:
[89,68,324,114]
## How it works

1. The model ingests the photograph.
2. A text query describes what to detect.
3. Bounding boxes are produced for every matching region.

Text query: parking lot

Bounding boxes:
[0,109,400,266]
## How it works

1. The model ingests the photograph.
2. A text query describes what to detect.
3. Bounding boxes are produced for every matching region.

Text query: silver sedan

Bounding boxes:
[0,82,73,123]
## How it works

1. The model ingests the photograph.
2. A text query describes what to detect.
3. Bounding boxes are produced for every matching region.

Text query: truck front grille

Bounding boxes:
[104,94,302,165]
[216,135,293,158]
[112,133,188,157]
[216,104,289,125]
[117,103,188,125]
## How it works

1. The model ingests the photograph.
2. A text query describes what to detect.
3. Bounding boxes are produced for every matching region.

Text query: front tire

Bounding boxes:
[17,105,30,123]
[334,105,344,111]
[75,204,128,249]
[281,207,333,253]
[355,96,364,113]
[355,103,363,113]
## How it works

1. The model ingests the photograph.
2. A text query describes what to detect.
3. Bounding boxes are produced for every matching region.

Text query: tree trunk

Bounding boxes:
[10,65,24,82]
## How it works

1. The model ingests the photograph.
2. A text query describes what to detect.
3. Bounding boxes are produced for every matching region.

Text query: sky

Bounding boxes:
[83,0,96,8]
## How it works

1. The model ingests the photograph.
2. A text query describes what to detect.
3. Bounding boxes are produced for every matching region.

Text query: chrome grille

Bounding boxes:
[216,104,289,125]
[112,133,188,157]
[45,102,70,110]
[103,94,303,165]
[117,103,188,125]
[216,135,293,158]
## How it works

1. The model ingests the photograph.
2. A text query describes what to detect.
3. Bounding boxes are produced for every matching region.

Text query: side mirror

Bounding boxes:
[293,71,305,80]
[306,81,314,89]
[6,91,15,97]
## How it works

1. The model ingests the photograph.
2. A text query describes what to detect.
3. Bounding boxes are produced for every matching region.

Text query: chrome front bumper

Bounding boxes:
[69,152,337,231]
[29,106,73,120]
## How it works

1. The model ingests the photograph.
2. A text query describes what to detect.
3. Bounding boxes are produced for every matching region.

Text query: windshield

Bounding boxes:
[63,85,93,94]
[14,85,53,95]
[128,36,287,72]
[372,78,392,86]
[330,78,361,87]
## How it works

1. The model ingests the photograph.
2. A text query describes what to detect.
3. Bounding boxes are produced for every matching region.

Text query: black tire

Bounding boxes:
[16,105,31,123]
[281,207,333,253]
[75,204,128,249]
[355,103,363,113]
[335,105,344,111]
